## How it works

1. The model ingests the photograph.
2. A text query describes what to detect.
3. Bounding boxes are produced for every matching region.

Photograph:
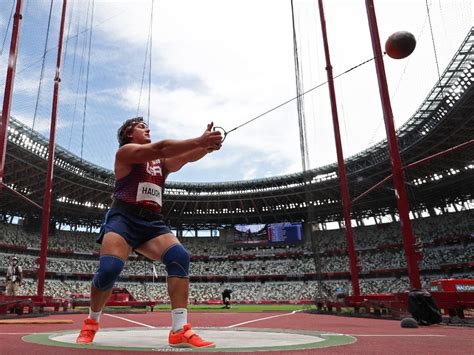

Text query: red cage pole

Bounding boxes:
[352,139,474,204]
[352,174,392,205]
[37,0,68,299]
[403,139,474,170]
[1,183,42,209]
[365,0,421,289]
[0,0,23,188]
[317,0,360,296]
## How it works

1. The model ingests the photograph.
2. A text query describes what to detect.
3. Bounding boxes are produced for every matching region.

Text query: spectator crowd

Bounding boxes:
[1,209,472,301]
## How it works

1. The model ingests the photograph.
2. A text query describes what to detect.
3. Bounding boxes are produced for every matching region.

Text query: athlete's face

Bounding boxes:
[130,122,151,144]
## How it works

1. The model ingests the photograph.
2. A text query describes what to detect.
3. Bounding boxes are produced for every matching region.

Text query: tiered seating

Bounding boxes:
[0,209,472,301]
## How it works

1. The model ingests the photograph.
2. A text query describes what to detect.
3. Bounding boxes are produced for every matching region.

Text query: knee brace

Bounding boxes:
[162,244,190,278]
[92,255,125,290]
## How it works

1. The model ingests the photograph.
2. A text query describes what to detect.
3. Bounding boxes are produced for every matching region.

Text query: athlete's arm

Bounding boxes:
[116,129,222,165]
[163,147,215,173]
[164,123,222,173]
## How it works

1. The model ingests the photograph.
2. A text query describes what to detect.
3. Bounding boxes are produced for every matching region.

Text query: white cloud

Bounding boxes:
[12,111,68,134]
[12,77,40,96]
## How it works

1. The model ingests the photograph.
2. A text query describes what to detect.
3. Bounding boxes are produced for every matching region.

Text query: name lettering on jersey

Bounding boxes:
[146,160,162,176]
[137,182,162,206]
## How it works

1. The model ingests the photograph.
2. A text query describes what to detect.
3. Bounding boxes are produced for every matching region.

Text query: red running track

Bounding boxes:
[0,311,472,354]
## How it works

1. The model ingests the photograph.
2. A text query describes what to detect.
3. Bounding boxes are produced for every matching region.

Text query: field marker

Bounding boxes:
[0,332,38,335]
[104,314,155,329]
[226,310,302,328]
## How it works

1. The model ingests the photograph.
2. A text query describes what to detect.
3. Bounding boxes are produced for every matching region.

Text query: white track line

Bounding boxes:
[226,310,302,328]
[320,333,446,337]
[104,314,156,329]
[350,334,446,337]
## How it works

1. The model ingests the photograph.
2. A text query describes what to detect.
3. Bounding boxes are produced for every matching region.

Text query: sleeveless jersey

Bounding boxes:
[113,159,167,212]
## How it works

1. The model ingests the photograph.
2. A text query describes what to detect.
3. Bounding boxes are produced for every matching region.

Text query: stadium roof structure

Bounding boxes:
[1,28,473,229]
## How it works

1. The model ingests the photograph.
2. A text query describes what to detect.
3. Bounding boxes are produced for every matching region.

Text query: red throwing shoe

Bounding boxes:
[169,323,215,348]
[76,318,99,344]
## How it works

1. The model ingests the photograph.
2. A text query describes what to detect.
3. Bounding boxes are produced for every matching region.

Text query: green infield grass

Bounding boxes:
[149,303,313,312]
[78,303,316,313]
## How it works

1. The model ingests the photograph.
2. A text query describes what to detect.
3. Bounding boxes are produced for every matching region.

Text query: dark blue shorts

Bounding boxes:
[96,208,171,249]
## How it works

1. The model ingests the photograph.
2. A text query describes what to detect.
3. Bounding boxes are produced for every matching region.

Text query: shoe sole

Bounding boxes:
[169,343,216,348]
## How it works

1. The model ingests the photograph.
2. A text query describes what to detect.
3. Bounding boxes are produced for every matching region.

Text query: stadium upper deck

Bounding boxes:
[1,29,473,228]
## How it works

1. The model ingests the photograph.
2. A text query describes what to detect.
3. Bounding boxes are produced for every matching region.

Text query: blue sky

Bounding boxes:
[0,0,473,182]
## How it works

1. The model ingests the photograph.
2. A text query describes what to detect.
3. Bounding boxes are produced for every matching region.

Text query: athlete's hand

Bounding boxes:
[202,122,222,152]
